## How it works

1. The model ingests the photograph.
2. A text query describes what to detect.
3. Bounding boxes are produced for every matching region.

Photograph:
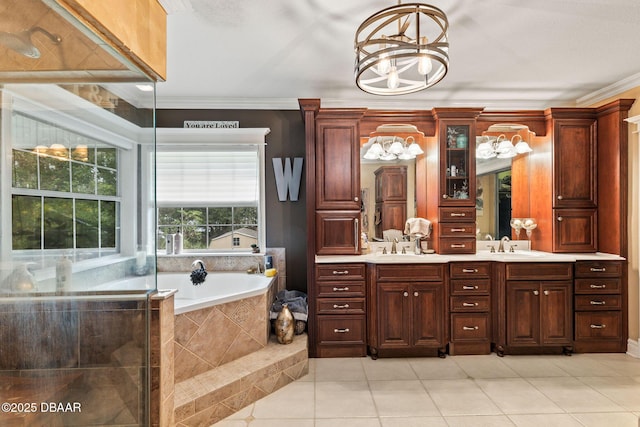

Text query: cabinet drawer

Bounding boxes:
[376,264,444,281]
[317,282,365,297]
[316,264,366,281]
[451,313,490,341]
[317,315,366,344]
[439,207,476,222]
[317,298,365,314]
[439,223,476,237]
[575,295,622,311]
[575,311,622,340]
[575,261,623,278]
[439,238,476,254]
[450,295,491,312]
[506,263,573,280]
[574,278,620,294]
[450,279,491,294]
[450,262,491,278]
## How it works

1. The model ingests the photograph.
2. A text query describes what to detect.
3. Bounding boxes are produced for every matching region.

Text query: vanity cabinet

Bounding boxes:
[574,260,625,352]
[314,112,365,254]
[424,110,482,254]
[315,263,367,357]
[368,264,447,358]
[498,262,573,356]
[449,262,492,355]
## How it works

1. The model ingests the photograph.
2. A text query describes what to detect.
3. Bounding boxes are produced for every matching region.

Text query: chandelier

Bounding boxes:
[476,134,532,159]
[354,2,449,96]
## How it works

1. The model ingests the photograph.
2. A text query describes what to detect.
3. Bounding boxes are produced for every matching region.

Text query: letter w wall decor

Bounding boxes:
[272,157,303,201]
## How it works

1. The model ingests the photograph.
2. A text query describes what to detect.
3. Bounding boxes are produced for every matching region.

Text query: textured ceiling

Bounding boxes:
[157,0,640,110]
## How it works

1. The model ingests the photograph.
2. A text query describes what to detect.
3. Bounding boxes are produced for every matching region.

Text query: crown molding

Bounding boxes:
[576,72,640,107]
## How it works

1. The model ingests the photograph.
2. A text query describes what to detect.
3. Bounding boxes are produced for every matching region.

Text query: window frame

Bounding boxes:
[155,127,269,254]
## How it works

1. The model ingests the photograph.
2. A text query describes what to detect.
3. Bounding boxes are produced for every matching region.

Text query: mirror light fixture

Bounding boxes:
[355,1,449,95]
[476,134,532,159]
[363,135,423,161]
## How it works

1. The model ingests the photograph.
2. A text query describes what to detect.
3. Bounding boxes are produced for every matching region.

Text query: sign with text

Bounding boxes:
[183,121,239,128]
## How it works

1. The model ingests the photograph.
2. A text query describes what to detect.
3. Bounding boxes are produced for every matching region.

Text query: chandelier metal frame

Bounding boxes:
[354,2,449,96]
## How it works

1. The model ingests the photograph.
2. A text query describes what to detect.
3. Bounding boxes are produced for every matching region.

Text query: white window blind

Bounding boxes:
[156,148,259,206]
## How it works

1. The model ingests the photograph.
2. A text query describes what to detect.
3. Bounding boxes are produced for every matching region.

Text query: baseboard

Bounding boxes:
[627,339,640,358]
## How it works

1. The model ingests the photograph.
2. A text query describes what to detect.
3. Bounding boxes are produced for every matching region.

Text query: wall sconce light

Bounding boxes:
[363,135,423,161]
[476,134,532,159]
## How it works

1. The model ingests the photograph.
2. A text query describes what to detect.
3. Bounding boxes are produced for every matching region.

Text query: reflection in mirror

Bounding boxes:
[360,124,422,242]
[476,124,533,240]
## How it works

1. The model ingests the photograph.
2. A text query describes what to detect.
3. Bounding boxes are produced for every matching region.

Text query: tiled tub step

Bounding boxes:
[174,333,308,426]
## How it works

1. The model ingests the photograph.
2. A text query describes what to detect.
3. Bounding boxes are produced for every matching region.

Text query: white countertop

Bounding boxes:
[316,250,625,264]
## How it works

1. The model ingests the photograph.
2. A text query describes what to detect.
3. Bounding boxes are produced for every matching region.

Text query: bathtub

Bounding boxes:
[158,271,275,315]
[91,271,275,315]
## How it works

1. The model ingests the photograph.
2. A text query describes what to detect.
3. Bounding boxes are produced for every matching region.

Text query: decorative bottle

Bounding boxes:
[275,303,295,344]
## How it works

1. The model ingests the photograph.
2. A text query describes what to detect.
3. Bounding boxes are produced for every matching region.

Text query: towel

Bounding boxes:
[404,217,432,237]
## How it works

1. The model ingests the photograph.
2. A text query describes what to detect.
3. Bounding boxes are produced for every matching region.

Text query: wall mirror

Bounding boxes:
[475,124,533,240]
[359,124,423,241]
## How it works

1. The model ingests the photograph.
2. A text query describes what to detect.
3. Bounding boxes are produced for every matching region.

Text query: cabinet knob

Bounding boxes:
[590,267,606,272]
[403,291,409,297]
[442,194,449,199]
[557,195,563,200]
[533,290,539,296]
[414,291,419,297]
[557,216,563,222]
[354,196,359,202]
[451,228,467,232]
[451,244,466,248]
[543,290,550,296]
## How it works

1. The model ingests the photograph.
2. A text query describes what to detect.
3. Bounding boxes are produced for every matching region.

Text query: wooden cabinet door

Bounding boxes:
[412,283,445,347]
[553,208,597,252]
[553,119,597,208]
[315,120,360,210]
[377,282,411,348]
[540,282,573,345]
[315,211,360,255]
[439,120,476,207]
[507,281,540,346]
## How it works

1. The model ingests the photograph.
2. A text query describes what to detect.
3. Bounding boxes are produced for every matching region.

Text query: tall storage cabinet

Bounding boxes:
[314,110,367,255]
[374,166,407,238]
[424,109,482,254]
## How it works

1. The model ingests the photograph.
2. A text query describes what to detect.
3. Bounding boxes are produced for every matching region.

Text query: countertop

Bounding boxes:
[316,250,625,264]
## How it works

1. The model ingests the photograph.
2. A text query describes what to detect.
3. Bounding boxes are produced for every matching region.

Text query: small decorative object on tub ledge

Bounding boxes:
[275,303,295,344]
[190,259,207,286]
[270,290,308,336]
[251,244,260,253]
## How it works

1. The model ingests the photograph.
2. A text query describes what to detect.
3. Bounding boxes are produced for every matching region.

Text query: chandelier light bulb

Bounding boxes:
[387,66,400,89]
[417,37,432,75]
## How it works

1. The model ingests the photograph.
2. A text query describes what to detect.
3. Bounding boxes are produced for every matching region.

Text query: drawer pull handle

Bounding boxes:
[462,268,478,273]
[463,326,479,331]
[333,328,350,333]
[333,304,350,309]
[590,267,606,272]
[533,290,539,296]
[332,287,350,292]
[450,212,466,217]
[590,300,606,305]
[462,285,478,290]
[590,324,606,329]
[462,302,478,307]
[451,228,467,232]
[590,284,606,289]
[332,270,349,275]
[451,244,466,248]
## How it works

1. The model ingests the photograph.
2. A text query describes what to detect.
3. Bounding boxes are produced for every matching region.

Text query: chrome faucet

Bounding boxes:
[498,236,510,253]
[190,259,207,285]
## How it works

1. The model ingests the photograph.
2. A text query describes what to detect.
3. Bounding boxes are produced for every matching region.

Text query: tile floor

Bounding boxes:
[212,353,640,427]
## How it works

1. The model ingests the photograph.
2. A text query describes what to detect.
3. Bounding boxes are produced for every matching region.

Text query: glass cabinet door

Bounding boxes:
[441,123,474,206]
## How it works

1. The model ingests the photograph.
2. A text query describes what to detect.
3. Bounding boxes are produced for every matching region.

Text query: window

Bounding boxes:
[155,128,269,252]
[11,112,120,254]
